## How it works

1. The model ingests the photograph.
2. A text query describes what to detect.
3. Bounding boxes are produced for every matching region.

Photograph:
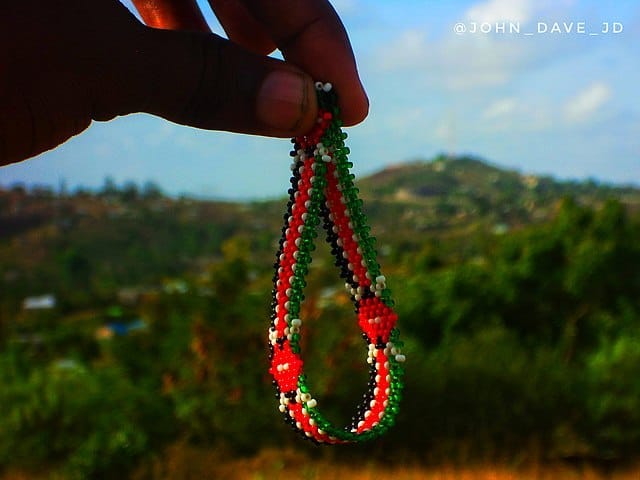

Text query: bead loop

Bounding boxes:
[268,82,405,444]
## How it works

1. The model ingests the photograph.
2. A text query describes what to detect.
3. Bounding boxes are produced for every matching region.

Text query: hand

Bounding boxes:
[0,0,368,165]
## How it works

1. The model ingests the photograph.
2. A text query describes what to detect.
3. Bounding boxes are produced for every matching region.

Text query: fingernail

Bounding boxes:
[257,71,307,131]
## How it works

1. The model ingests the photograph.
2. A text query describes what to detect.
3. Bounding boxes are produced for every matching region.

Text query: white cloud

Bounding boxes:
[375,29,539,90]
[465,0,577,25]
[331,0,358,15]
[563,82,612,124]
[466,0,535,24]
[483,98,517,119]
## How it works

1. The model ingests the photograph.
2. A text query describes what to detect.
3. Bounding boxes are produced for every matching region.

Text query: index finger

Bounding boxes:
[239,0,369,126]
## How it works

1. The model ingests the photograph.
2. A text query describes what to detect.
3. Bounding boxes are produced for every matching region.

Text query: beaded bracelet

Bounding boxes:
[268,82,405,444]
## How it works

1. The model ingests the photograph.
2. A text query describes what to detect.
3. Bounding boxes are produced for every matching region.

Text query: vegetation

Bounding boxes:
[1,156,639,479]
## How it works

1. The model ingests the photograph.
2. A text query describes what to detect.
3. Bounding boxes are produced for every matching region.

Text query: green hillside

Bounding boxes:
[1,156,640,479]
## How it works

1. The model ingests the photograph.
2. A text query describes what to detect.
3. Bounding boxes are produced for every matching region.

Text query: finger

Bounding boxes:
[239,0,368,126]
[206,0,275,55]
[130,0,210,32]
[112,26,318,137]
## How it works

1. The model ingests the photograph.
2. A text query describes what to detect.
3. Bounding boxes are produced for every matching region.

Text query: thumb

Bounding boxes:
[106,26,319,137]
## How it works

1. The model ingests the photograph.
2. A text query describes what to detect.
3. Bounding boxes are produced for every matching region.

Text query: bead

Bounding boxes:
[269,84,403,445]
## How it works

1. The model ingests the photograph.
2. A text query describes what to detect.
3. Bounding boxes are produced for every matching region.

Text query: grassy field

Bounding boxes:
[127,447,640,480]
[2,447,639,479]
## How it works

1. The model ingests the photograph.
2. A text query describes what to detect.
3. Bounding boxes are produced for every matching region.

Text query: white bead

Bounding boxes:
[322,155,332,162]
[307,399,317,408]
[376,275,386,284]
[279,404,286,412]
[322,82,332,92]
[291,318,302,327]
[315,81,323,90]
[395,354,406,363]
[358,420,365,429]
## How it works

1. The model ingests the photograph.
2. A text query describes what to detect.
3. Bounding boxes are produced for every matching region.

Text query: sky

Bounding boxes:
[1,0,638,199]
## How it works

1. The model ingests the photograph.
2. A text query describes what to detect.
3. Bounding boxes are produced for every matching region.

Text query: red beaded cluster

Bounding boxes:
[268,82,404,444]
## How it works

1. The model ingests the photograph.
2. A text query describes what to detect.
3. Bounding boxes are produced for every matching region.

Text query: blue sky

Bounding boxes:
[1,0,638,199]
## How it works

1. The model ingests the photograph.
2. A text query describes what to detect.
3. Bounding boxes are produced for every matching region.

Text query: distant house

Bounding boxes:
[96,319,146,340]
[22,294,56,310]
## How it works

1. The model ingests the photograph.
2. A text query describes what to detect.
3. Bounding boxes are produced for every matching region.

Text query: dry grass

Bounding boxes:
[135,446,640,480]
[4,447,640,480]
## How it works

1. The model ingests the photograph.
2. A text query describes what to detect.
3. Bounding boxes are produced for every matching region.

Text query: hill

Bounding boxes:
[1,155,639,306]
